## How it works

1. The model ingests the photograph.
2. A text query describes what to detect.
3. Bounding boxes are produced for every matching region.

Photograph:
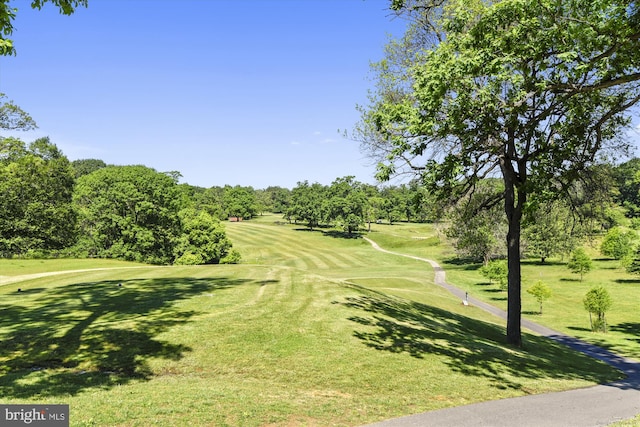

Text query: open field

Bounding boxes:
[0,215,627,426]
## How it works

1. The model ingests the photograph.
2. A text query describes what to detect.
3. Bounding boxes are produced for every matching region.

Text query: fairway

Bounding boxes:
[0,218,623,426]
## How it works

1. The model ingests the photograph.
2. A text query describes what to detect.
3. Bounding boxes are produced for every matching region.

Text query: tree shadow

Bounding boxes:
[321,230,363,239]
[560,278,581,282]
[521,260,566,267]
[567,326,593,333]
[615,279,640,284]
[0,276,249,398]
[610,323,640,344]
[442,258,482,270]
[340,288,619,392]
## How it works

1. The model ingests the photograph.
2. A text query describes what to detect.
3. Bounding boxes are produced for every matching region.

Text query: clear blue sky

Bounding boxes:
[0,0,408,189]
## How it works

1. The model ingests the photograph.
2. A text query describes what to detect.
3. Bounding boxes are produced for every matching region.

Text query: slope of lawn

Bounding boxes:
[0,216,623,426]
[366,221,640,361]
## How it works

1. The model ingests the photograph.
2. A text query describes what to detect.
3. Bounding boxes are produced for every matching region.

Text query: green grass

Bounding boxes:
[0,258,147,277]
[0,216,627,426]
[365,221,640,361]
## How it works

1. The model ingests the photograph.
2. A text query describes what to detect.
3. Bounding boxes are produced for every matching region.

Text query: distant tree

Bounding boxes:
[446,181,507,265]
[379,187,401,225]
[254,189,272,215]
[326,176,367,234]
[583,286,612,333]
[73,165,182,264]
[263,186,291,214]
[567,248,593,282]
[223,185,257,219]
[194,186,225,220]
[523,200,578,263]
[613,158,640,217]
[71,158,107,178]
[600,227,636,260]
[527,281,552,315]
[0,93,37,131]
[479,260,508,290]
[287,181,327,229]
[0,0,88,56]
[0,137,77,256]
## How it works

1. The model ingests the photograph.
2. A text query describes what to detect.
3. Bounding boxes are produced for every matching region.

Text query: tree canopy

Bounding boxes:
[357,0,640,345]
[0,137,76,256]
[73,165,182,264]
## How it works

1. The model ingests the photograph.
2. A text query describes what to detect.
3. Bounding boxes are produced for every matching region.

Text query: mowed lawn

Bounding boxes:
[0,216,622,426]
[364,221,640,361]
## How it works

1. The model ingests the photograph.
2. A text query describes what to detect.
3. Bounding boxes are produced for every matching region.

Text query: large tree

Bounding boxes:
[73,165,182,264]
[357,0,640,345]
[0,137,77,255]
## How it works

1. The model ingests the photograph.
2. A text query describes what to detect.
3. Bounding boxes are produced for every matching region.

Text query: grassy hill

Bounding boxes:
[0,216,624,426]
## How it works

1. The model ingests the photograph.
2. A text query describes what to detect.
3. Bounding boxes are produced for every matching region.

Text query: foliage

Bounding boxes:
[479,259,508,290]
[287,181,328,229]
[73,165,182,264]
[523,200,578,262]
[567,248,593,281]
[0,93,37,131]
[220,249,242,264]
[613,158,640,217]
[583,286,613,332]
[173,208,234,264]
[0,0,88,55]
[0,137,77,256]
[326,176,368,234]
[222,185,257,219]
[600,226,636,260]
[446,180,506,264]
[71,158,107,178]
[356,0,640,346]
[526,281,552,314]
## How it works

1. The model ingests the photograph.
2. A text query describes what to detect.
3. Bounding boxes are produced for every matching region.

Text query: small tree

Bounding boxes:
[567,248,593,282]
[479,260,508,290]
[526,281,552,315]
[583,286,612,333]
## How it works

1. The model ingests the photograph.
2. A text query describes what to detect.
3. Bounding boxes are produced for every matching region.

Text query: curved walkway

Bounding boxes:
[362,237,640,427]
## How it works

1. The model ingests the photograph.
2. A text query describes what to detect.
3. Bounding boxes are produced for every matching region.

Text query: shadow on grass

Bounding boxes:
[321,230,363,239]
[615,279,640,284]
[610,323,640,344]
[341,287,618,392]
[292,227,363,239]
[0,276,249,398]
[442,258,482,270]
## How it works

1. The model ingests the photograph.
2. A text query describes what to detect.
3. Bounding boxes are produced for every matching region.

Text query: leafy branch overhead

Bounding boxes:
[0,0,88,56]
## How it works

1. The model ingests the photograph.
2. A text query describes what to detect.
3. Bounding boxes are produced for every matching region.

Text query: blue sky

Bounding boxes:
[0,0,407,189]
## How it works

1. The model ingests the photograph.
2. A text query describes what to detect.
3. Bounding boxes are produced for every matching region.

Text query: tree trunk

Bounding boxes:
[502,148,525,347]
[505,201,523,347]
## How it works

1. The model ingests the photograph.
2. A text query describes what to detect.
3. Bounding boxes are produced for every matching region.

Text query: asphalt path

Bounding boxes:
[361,237,640,427]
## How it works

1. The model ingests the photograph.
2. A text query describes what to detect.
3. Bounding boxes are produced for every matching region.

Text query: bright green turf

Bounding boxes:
[364,221,640,361]
[0,216,624,426]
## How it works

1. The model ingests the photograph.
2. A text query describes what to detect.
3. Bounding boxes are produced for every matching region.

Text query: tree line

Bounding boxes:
[5,132,640,267]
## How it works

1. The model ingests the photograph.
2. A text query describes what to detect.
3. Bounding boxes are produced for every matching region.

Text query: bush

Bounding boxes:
[220,249,242,264]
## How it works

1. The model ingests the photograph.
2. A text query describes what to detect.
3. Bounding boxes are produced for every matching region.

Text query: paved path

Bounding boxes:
[362,237,640,427]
